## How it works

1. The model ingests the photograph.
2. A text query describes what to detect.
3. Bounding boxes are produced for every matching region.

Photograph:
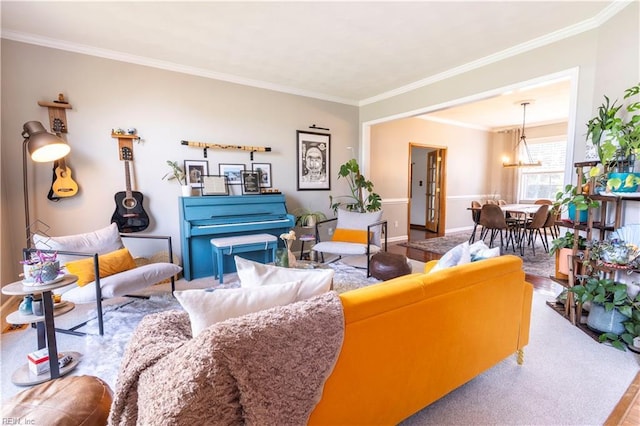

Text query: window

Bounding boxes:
[518,139,566,202]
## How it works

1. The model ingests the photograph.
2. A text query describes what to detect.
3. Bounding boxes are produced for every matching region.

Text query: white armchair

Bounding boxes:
[312,209,387,277]
[31,223,181,335]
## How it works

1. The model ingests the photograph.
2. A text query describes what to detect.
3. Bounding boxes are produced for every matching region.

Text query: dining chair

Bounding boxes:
[519,204,550,256]
[477,204,517,251]
[498,200,507,206]
[468,200,483,243]
[534,199,553,205]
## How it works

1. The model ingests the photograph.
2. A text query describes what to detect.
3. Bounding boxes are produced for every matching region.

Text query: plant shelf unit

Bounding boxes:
[551,161,640,332]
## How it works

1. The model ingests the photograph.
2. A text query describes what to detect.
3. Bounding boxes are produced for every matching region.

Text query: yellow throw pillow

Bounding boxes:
[331,228,371,244]
[65,248,137,286]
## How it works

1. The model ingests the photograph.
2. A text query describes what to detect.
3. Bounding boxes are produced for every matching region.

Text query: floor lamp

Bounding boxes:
[22,121,70,246]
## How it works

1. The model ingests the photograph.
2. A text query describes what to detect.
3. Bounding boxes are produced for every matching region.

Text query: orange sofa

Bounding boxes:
[111,254,532,424]
[309,254,533,424]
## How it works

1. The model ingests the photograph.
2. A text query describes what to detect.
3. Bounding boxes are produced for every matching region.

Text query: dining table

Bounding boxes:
[469,203,545,252]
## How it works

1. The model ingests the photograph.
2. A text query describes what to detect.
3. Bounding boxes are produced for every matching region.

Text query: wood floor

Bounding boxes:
[392,228,639,425]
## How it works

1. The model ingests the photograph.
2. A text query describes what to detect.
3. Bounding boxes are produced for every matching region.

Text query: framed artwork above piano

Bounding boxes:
[179,194,295,280]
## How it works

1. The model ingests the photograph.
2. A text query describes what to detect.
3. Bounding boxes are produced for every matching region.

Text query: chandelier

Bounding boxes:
[503,101,542,168]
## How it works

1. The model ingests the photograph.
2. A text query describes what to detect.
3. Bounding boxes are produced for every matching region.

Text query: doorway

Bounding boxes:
[409,143,446,239]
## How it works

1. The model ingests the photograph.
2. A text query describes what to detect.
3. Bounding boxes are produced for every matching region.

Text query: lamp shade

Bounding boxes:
[22,121,70,162]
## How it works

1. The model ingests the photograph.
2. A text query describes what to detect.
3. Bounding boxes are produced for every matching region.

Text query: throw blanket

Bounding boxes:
[109,292,345,426]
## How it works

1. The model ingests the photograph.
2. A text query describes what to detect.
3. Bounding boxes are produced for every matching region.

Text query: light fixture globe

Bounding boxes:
[22,121,70,162]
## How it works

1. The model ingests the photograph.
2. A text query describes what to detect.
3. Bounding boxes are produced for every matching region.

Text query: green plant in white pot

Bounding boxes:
[294,208,327,228]
[163,160,191,196]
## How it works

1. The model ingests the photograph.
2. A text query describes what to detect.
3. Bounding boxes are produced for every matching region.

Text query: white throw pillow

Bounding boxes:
[175,281,302,337]
[336,209,384,246]
[33,223,124,265]
[429,242,471,273]
[59,263,182,303]
[469,240,501,262]
[235,256,334,301]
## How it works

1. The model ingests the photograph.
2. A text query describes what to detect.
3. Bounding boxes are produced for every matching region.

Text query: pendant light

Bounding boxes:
[503,101,542,168]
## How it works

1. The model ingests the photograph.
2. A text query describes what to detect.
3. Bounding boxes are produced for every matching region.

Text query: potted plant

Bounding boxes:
[586,83,640,191]
[329,159,381,213]
[553,183,599,223]
[163,160,191,196]
[294,208,327,228]
[570,277,640,350]
[550,231,587,279]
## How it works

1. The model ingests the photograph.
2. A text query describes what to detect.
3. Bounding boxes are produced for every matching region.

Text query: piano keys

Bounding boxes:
[179,194,295,280]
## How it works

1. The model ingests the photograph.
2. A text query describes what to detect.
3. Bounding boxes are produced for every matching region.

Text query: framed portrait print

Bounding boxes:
[297,131,330,190]
[218,163,245,185]
[184,160,209,188]
[241,171,261,194]
[201,175,229,196]
[251,162,272,188]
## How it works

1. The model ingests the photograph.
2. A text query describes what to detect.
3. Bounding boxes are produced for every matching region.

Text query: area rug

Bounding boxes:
[400,232,555,277]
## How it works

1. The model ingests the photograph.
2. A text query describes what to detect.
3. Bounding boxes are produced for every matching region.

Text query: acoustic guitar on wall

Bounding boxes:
[111,146,149,232]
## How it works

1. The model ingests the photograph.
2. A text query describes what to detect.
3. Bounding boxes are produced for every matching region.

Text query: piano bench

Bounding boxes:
[210,234,278,283]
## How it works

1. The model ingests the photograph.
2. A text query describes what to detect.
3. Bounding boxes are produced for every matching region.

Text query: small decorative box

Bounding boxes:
[27,348,54,375]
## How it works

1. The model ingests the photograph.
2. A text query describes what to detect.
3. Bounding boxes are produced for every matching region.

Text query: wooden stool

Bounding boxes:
[1,375,112,425]
[210,234,278,283]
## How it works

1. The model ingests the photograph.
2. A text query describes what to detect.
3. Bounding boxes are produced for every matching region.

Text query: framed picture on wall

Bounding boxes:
[296,130,330,190]
[184,160,209,188]
[219,163,245,185]
[241,171,261,194]
[251,162,272,188]
[201,175,229,196]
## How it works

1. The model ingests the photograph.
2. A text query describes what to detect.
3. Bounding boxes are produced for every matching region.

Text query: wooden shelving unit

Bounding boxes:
[555,161,640,330]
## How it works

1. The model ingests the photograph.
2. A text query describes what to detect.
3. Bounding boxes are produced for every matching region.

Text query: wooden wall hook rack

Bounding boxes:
[38,98,72,134]
[111,133,140,160]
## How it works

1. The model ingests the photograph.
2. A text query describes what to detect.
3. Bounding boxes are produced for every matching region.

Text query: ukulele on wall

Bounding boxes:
[47,116,79,200]
[111,146,149,232]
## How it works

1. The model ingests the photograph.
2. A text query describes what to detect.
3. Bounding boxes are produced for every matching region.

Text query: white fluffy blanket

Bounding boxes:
[109,292,345,425]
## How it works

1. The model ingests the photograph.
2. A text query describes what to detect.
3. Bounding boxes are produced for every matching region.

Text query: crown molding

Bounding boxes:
[0,29,359,106]
[1,1,631,107]
[359,1,633,106]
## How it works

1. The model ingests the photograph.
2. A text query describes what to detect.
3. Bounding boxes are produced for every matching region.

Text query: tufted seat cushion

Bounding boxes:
[1,375,112,425]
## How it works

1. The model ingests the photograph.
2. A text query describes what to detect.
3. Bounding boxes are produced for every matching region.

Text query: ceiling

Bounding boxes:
[1,1,626,128]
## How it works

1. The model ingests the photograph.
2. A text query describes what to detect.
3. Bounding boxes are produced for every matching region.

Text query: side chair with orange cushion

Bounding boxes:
[31,223,182,335]
[312,209,387,277]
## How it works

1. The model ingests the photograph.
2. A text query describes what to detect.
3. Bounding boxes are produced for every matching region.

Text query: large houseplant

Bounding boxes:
[329,159,381,213]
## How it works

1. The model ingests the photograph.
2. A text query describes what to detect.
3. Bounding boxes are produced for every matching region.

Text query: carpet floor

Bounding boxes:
[400,231,555,277]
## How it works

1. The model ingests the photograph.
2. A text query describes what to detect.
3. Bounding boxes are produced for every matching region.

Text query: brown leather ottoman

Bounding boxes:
[370,252,412,281]
[1,375,112,425]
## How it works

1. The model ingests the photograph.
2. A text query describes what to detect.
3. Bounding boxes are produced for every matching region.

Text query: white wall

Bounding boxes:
[370,117,492,233]
[0,40,358,286]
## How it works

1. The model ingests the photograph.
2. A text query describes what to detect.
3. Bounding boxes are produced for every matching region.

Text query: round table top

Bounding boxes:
[2,274,78,296]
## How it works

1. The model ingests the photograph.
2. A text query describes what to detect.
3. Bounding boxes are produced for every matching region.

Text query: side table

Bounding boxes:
[298,234,316,260]
[2,274,81,386]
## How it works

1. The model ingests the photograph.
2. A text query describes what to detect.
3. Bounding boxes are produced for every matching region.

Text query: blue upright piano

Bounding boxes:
[179,195,295,280]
